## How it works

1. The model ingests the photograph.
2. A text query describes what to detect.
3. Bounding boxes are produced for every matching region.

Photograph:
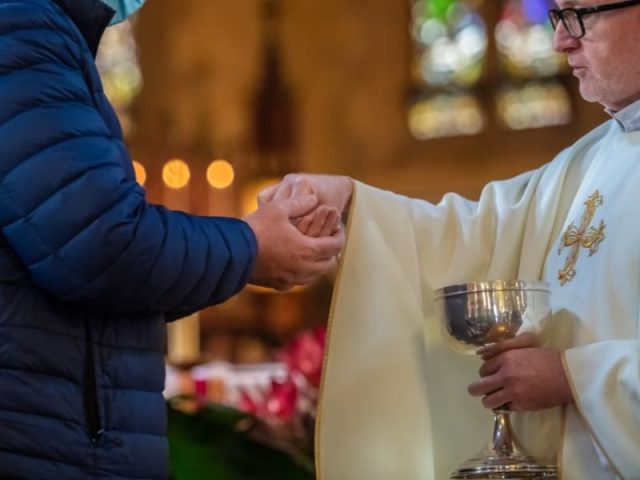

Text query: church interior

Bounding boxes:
[97,0,608,476]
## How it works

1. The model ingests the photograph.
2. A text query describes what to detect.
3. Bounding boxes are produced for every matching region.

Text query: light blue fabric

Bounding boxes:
[101,0,146,25]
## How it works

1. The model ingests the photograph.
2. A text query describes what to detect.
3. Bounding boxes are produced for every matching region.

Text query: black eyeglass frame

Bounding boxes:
[548,0,640,39]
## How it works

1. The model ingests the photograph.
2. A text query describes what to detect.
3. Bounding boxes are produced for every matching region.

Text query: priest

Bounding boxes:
[260,1,640,478]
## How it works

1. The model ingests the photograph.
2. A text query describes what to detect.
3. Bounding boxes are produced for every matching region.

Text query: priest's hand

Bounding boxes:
[294,204,342,237]
[258,174,354,231]
[245,195,345,290]
[467,335,575,411]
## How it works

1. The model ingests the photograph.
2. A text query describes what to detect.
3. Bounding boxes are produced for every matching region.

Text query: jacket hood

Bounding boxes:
[51,0,115,56]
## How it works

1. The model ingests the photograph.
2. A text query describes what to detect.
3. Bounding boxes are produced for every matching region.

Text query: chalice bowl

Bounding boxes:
[434,280,557,479]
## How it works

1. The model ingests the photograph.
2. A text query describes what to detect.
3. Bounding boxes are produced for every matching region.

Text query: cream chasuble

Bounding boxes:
[317,115,640,479]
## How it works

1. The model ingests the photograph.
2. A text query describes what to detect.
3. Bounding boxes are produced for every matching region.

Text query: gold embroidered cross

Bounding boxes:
[557,190,606,285]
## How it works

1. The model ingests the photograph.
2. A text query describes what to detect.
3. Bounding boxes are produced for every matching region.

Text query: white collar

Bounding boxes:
[606,98,640,132]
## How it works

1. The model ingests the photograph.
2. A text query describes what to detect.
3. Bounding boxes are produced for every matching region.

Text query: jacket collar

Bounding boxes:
[51,0,115,56]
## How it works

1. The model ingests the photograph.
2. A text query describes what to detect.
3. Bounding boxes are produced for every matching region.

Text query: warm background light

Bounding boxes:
[132,160,147,186]
[206,159,235,189]
[241,177,279,216]
[162,159,191,189]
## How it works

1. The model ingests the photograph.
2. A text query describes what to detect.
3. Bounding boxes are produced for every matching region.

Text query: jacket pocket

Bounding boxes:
[83,319,103,444]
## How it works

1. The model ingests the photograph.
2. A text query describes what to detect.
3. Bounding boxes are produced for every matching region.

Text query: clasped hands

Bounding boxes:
[245,174,353,291]
[468,332,575,412]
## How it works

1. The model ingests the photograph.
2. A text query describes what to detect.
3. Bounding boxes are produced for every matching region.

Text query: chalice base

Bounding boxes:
[450,443,557,479]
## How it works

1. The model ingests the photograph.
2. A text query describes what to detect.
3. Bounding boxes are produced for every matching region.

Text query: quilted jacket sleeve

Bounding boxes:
[0,5,257,317]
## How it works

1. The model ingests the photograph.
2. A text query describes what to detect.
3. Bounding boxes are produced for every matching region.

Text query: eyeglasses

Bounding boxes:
[548,0,640,39]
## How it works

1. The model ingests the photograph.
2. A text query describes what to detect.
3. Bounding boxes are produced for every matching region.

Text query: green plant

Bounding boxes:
[168,398,315,480]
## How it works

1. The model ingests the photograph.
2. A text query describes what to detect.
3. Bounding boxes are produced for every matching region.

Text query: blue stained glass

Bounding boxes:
[522,0,553,25]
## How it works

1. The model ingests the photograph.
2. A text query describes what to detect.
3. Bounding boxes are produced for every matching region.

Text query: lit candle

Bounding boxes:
[206,159,235,216]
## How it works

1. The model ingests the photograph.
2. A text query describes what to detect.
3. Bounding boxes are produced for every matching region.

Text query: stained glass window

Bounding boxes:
[408,0,573,139]
[496,0,571,130]
[409,0,487,139]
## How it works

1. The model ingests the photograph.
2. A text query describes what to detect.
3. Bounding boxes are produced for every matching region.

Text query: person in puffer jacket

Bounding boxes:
[0,0,345,478]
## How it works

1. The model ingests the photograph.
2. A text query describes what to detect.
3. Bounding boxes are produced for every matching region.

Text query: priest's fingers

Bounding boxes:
[308,207,341,237]
[306,209,329,237]
[323,209,342,236]
[302,207,330,237]
[294,213,314,235]
[482,389,512,410]
[467,374,502,398]
[477,332,539,360]
[469,373,513,410]
[478,356,502,377]
[295,210,344,238]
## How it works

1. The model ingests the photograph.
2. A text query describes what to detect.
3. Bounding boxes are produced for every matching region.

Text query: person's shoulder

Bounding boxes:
[0,0,78,38]
[0,0,83,69]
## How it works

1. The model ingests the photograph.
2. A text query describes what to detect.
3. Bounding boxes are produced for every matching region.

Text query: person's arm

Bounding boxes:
[314,166,575,479]
[0,6,342,317]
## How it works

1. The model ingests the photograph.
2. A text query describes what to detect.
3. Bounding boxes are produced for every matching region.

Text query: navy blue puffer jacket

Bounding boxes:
[0,0,257,478]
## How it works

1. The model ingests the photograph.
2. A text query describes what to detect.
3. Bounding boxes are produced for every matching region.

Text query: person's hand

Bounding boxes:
[258,174,354,233]
[294,205,342,237]
[245,195,345,290]
[467,335,574,411]
[475,332,539,360]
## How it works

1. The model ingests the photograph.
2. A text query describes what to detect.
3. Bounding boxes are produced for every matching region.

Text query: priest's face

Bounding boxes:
[552,0,640,111]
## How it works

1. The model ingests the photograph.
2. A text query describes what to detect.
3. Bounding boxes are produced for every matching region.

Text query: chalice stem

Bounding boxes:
[492,408,514,456]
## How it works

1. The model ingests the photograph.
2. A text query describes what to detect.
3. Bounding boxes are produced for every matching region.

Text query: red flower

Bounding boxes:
[238,378,299,422]
[280,326,326,388]
[264,378,298,421]
[238,388,260,416]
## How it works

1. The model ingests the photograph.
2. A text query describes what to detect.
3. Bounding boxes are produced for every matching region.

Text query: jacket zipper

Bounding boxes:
[83,319,103,443]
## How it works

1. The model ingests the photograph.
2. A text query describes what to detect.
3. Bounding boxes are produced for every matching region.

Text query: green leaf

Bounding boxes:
[168,402,315,480]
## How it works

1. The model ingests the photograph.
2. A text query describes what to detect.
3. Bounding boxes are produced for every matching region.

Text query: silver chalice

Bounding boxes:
[434,280,557,479]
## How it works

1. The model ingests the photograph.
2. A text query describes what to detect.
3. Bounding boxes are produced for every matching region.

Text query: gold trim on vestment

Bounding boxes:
[314,182,358,480]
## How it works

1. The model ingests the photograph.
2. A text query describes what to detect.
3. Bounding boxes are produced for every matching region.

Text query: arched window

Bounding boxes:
[409,0,488,139]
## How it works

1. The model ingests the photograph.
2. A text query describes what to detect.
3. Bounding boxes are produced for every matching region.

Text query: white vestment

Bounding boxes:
[317,106,640,479]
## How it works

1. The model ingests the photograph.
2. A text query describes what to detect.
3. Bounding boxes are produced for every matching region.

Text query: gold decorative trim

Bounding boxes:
[557,190,605,285]
[314,180,358,480]
[558,404,566,480]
